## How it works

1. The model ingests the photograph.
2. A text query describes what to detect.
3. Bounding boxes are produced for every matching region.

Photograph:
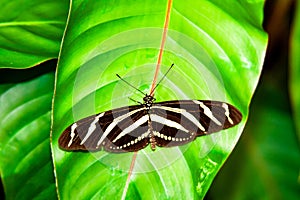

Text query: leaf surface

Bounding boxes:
[0,73,56,199]
[52,0,268,199]
[0,0,68,68]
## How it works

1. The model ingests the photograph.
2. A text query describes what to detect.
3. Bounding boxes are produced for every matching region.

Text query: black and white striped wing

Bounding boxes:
[59,100,242,152]
[59,105,151,152]
[149,100,242,148]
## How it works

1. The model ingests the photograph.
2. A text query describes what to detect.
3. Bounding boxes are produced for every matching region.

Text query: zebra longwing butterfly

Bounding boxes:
[59,65,242,153]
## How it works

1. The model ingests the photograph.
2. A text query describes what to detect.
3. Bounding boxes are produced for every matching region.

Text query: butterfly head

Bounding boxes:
[143,94,156,108]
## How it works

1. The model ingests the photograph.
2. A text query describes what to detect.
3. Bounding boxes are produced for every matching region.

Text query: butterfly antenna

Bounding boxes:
[150,63,174,96]
[116,74,147,96]
[128,97,143,105]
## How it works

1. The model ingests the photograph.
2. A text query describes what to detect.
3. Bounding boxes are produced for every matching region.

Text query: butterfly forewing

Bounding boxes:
[59,100,242,153]
[59,105,150,152]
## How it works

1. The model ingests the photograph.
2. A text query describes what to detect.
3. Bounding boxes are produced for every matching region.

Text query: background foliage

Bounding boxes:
[0,0,298,199]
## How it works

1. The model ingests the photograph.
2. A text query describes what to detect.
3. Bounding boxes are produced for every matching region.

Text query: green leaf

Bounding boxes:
[52,0,267,199]
[0,73,56,199]
[290,0,300,139]
[0,0,68,69]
